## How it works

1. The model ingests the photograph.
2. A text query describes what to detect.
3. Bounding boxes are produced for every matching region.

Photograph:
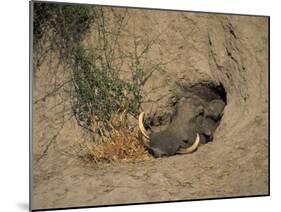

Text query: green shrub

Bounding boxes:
[72,46,141,129]
[33,2,142,134]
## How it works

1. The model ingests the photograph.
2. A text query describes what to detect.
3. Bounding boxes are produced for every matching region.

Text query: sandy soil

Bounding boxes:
[32,7,268,210]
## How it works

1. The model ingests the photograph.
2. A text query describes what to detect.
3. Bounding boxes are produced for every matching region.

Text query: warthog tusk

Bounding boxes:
[176,133,200,154]
[138,112,150,139]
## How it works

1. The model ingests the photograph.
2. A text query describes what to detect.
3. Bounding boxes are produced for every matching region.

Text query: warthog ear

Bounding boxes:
[207,100,226,120]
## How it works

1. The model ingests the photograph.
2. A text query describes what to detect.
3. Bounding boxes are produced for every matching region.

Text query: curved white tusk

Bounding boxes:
[176,133,200,154]
[138,112,150,139]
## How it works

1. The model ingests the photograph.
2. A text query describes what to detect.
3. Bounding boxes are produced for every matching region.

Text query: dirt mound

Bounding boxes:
[32,6,268,210]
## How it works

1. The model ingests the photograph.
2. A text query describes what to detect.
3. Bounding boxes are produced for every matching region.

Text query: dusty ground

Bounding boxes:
[32,7,269,210]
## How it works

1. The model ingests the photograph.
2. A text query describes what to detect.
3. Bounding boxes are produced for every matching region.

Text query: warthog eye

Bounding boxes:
[192,106,204,122]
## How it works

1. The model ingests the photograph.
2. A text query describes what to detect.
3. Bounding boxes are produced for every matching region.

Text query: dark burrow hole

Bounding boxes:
[142,81,228,157]
[187,81,227,104]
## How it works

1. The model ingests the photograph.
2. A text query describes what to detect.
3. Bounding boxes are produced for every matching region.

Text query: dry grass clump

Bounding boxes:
[81,112,152,164]
[84,128,151,163]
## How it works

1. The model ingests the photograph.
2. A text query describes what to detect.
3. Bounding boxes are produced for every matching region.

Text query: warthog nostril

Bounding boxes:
[201,131,213,143]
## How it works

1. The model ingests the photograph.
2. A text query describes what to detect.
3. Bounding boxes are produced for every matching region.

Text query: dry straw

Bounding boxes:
[82,111,151,164]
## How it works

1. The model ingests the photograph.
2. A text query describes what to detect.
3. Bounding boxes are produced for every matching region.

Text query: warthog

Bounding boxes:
[139,83,226,157]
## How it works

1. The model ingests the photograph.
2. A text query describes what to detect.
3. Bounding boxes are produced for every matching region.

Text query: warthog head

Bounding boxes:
[138,83,226,157]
